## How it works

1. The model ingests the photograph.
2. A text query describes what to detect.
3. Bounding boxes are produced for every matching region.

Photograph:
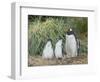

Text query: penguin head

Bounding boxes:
[46,39,52,47]
[46,41,51,47]
[56,37,62,46]
[47,38,52,42]
[67,28,74,35]
[69,28,72,31]
[57,36,63,41]
[59,39,62,45]
[68,28,73,32]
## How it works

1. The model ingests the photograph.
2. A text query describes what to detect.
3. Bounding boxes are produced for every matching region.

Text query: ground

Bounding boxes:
[28,54,88,66]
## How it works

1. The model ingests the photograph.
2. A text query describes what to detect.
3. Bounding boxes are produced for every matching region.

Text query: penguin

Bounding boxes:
[55,39,63,59]
[65,28,78,58]
[42,39,54,59]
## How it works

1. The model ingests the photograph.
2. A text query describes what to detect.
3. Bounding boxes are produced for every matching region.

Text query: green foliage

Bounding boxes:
[80,39,88,54]
[66,17,88,38]
[28,15,88,56]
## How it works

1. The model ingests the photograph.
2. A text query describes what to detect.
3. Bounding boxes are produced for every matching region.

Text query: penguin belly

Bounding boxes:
[55,40,63,58]
[42,42,54,59]
[66,35,77,58]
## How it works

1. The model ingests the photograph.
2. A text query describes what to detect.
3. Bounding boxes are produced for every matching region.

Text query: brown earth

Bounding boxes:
[28,54,88,67]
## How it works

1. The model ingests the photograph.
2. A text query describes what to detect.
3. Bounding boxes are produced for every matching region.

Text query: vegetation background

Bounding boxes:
[28,15,88,66]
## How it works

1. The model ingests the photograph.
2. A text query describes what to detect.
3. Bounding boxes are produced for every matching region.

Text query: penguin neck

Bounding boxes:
[67,31,77,41]
[67,31,74,35]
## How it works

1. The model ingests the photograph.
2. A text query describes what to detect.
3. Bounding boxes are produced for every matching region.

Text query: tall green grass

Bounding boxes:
[28,15,88,56]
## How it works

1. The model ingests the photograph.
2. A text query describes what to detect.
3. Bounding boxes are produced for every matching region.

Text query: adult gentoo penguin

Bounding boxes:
[65,28,78,58]
[42,39,54,59]
[55,39,63,59]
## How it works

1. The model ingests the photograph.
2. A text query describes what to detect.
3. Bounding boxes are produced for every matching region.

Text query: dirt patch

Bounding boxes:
[28,54,88,66]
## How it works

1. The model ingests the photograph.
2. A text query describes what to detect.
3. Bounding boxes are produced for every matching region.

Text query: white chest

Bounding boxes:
[65,35,77,58]
[42,41,54,59]
[55,40,63,58]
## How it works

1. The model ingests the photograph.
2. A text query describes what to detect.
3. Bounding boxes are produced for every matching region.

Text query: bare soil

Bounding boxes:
[28,54,88,66]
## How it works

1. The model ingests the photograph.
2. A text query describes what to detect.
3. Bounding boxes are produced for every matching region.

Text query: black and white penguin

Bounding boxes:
[42,39,54,59]
[55,39,63,59]
[65,28,79,58]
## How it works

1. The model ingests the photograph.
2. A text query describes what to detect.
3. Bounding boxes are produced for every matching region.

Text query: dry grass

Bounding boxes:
[28,54,88,66]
